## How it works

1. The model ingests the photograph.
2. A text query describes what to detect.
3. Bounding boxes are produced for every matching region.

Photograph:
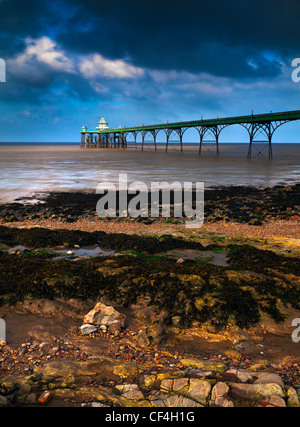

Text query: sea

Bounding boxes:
[0,143,299,204]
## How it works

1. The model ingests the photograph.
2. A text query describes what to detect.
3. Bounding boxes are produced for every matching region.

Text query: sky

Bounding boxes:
[0,0,300,143]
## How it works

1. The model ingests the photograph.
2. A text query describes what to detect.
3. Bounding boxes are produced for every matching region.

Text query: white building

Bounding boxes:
[96,116,109,131]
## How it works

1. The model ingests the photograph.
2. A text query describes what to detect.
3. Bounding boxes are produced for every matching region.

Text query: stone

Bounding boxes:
[229,383,285,402]
[0,381,17,395]
[180,358,227,373]
[224,350,242,360]
[286,387,300,407]
[187,379,211,405]
[83,302,126,328]
[253,372,284,389]
[211,382,234,407]
[0,395,10,407]
[139,375,158,390]
[171,316,182,328]
[165,395,204,407]
[160,379,174,393]
[80,324,98,335]
[135,307,158,324]
[123,389,144,401]
[25,393,38,405]
[226,369,284,388]
[249,360,269,372]
[255,395,286,407]
[107,321,122,334]
[113,364,141,379]
[173,378,189,394]
[136,324,166,348]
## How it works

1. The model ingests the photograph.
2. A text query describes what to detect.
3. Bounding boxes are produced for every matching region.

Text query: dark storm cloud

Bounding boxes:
[0,0,296,80]
[55,0,298,78]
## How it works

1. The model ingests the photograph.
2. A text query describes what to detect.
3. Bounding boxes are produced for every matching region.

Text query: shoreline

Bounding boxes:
[0,183,299,239]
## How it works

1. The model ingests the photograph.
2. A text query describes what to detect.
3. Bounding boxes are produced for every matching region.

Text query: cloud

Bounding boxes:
[8,37,75,77]
[79,53,144,79]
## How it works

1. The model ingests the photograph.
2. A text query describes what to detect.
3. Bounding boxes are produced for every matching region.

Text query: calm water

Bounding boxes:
[0,143,299,203]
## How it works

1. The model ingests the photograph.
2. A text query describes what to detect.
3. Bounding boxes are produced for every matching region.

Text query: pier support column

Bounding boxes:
[244,123,274,159]
[142,132,145,151]
[80,133,85,148]
[134,132,137,149]
[176,129,184,152]
[149,130,157,151]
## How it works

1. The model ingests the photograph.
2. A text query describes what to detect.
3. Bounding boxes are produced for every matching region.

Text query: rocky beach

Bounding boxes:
[0,184,299,408]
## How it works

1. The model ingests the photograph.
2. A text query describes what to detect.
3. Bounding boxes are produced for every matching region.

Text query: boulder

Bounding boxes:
[187,379,211,405]
[226,369,284,388]
[211,382,234,407]
[229,383,285,402]
[83,302,126,328]
[255,395,286,407]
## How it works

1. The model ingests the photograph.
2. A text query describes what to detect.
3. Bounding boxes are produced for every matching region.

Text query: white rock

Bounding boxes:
[80,324,98,335]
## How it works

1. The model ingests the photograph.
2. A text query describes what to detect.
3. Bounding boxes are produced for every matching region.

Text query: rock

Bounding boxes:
[136,324,166,348]
[149,391,203,407]
[122,388,144,401]
[80,324,98,335]
[0,381,17,395]
[160,379,174,393]
[83,302,126,328]
[187,379,211,405]
[0,395,11,407]
[25,393,38,405]
[255,395,286,407]
[211,382,234,407]
[171,316,182,328]
[164,395,203,407]
[113,364,141,379]
[91,402,104,407]
[180,358,227,373]
[229,383,285,402]
[253,372,284,389]
[224,350,242,360]
[286,387,300,407]
[226,369,284,388]
[135,307,157,324]
[173,378,189,394]
[139,375,159,390]
[249,359,269,372]
[107,321,122,335]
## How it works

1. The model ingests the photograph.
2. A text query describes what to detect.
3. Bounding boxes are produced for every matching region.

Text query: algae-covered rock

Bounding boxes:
[187,379,211,405]
[113,364,141,379]
[286,387,300,407]
[180,358,227,373]
[229,382,285,402]
[136,324,166,348]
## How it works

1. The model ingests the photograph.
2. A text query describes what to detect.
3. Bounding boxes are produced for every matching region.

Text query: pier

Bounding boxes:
[80,110,300,158]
